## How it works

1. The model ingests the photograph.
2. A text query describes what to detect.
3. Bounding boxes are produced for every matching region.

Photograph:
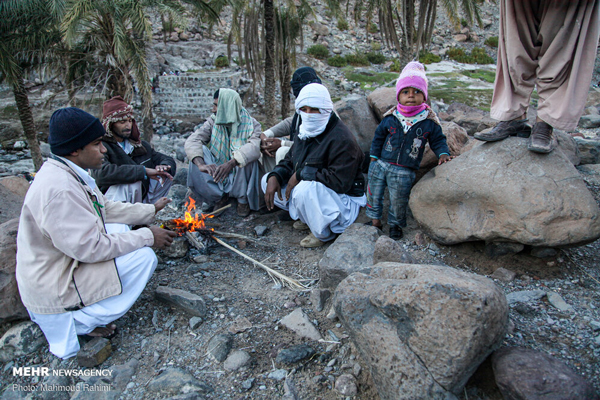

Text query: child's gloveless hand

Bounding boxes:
[438,154,454,165]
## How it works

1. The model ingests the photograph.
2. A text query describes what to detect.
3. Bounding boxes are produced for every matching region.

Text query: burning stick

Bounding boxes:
[211,236,307,290]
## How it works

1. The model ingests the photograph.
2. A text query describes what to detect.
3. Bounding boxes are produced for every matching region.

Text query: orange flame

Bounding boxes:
[172,197,214,234]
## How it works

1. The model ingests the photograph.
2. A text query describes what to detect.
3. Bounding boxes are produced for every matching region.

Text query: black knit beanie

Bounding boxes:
[291,67,322,98]
[49,107,106,156]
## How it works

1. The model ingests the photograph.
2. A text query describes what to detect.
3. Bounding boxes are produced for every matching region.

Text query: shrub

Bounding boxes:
[307,44,329,60]
[447,47,468,62]
[460,18,468,27]
[390,59,402,72]
[366,52,386,64]
[368,23,378,34]
[484,36,499,48]
[471,47,494,64]
[371,42,382,51]
[337,18,349,31]
[327,55,348,67]
[345,52,370,66]
[215,56,229,68]
[418,51,441,64]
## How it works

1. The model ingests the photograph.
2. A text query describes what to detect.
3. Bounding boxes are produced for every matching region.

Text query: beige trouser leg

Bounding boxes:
[490,0,600,131]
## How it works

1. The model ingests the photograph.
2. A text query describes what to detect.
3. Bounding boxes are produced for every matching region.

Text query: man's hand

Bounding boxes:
[149,226,177,249]
[261,137,282,158]
[285,173,300,200]
[154,197,171,213]
[438,154,454,165]
[213,159,237,183]
[193,157,217,176]
[146,167,173,181]
[265,176,283,211]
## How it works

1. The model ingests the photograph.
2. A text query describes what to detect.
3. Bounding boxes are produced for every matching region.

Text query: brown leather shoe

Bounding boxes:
[527,121,557,153]
[237,202,250,217]
[211,194,230,217]
[474,120,532,142]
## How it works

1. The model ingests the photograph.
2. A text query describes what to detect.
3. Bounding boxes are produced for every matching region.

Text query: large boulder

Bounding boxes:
[417,121,469,181]
[0,321,46,362]
[574,136,600,165]
[318,224,380,290]
[492,347,599,400]
[334,263,508,400]
[0,219,27,324]
[334,95,380,153]
[366,87,396,122]
[409,137,600,247]
[442,103,496,135]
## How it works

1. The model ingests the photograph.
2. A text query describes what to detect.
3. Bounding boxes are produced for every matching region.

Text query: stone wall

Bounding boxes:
[154,72,241,118]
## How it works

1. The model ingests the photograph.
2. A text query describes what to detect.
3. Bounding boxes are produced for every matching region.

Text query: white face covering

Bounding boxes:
[295,83,334,140]
[297,110,331,139]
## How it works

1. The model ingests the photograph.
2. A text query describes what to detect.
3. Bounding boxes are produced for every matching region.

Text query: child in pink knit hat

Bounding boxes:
[366,61,452,239]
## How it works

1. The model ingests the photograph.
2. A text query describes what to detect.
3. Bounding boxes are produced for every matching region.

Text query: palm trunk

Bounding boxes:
[279,55,291,119]
[263,0,276,127]
[12,77,43,171]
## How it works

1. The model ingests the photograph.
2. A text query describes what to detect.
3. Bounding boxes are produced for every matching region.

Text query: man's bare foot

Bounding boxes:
[86,324,117,338]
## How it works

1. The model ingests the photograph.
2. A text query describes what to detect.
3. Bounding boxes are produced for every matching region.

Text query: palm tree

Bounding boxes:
[343,0,482,64]
[61,0,217,142]
[0,0,62,171]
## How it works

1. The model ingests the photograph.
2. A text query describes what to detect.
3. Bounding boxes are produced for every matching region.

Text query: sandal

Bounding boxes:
[78,325,118,343]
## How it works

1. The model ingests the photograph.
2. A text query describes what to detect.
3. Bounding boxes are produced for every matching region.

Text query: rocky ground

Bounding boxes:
[2,1,600,399]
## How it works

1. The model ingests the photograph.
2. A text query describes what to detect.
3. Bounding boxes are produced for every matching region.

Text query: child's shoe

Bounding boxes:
[389,226,403,240]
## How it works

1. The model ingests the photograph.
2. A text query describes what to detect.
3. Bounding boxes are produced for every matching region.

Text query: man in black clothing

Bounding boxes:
[92,96,176,204]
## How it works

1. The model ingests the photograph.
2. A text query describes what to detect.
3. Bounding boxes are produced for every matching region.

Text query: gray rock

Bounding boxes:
[0,321,46,362]
[155,286,206,317]
[334,95,380,153]
[490,267,516,282]
[335,374,358,396]
[173,167,188,186]
[254,225,268,236]
[189,316,203,329]
[367,87,396,121]
[275,344,315,364]
[417,122,470,182]
[574,137,600,165]
[410,137,600,247]
[241,378,254,391]
[161,236,189,258]
[319,223,381,290]
[446,103,496,135]
[279,308,323,341]
[530,246,558,258]
[492,347,599,400]
[267,369,288,381]
[506,290,546,305]
[147,368,212,396]
[0,219,28,324]
[77,337,112,367]
[105,358,139,391]
[310,289,331,312]
[372,235,416,265]
[39,142,51,157]
[39,374,72,400]
[176,146,187,163]
[334,263,507,400]
[590,320,600,331]
[223,350,251,371]
[579,115,600,128]
[168,184,189,206]
[206,334,233,362]
[547,291,575,312]
[484,242,524,258]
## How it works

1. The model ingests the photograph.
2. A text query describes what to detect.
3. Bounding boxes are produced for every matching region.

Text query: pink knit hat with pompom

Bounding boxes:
[396,61,428,101]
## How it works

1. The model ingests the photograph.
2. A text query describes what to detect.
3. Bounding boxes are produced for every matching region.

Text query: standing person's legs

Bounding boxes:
[477,0,538,141]
[386,165,416,240]
[365,160,387,228]
[535,0,600,132]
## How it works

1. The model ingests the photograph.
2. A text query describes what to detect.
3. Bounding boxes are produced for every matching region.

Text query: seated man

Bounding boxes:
[263,83,366,248]
[185,88,261,217]
[16,107,177,359]
[260,67,322,173]
[92,96,176,204]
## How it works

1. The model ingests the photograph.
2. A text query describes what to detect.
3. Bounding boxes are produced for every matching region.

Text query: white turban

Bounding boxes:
[294,83,333,140]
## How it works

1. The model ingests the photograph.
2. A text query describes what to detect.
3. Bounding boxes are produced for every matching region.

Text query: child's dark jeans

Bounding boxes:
[365,159,416,228]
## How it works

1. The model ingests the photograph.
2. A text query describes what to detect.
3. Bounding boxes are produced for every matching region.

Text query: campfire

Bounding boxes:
[165,197,307,290]
[170,197,214,236]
